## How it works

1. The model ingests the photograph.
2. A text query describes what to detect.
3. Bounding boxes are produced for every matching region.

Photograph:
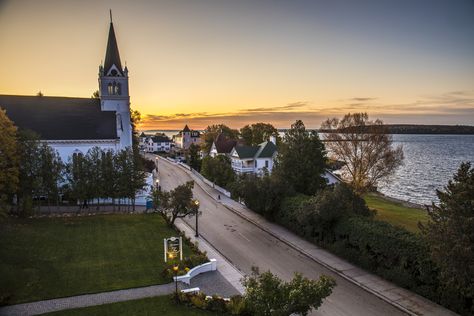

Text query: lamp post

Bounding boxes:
[194,199,200,238]
[173,264,179,301]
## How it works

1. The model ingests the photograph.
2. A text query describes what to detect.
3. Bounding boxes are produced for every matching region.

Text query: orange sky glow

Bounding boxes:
[0,0,473,130]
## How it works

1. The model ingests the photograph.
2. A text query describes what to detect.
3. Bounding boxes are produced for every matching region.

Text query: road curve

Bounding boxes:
[155,156,406,316]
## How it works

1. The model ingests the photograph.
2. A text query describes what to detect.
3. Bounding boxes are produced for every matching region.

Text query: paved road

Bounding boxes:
[155,156,406,316]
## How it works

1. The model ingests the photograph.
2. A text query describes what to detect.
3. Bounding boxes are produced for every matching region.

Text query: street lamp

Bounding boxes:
[194,199,200,238]
[173,264,179,301]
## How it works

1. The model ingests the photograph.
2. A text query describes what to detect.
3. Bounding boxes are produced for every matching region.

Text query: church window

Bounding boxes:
[108,83,113,95]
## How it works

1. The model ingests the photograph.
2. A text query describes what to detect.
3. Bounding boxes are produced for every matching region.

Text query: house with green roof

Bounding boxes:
[230,137,277,175]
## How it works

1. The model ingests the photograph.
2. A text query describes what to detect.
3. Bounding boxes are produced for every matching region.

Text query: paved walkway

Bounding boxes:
[171,159,457,316]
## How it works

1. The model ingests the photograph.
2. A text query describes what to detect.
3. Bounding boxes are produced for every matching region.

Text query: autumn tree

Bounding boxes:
[421,162,474,313]
[321,113,404,193]
[243,268,336,316]
[240,122,279,146]
[201,124,239,153]
[274,120,327,195]
[151,181,199,226]
[0,108,19,216]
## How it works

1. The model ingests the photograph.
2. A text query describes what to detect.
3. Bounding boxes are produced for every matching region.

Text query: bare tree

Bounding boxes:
[321,113,403,193]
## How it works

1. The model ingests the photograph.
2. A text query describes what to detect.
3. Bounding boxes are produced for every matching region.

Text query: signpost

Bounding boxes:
[164,236,183,262]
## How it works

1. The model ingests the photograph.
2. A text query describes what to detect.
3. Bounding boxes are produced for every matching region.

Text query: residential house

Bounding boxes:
[230,138,277,175]
[173,125,201,149]
[209,133,237,157]
[145,134,172,153]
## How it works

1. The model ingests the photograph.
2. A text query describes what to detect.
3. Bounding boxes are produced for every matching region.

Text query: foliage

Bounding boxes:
[274,120,327,195]
[141,156,156,173]
[16,130,42,215]
[230,174,287,219]
[321,112,404,193]
[420,162,474,314]
[91,90,100,99]
[242,268,335,316]
[201,124,239,153]
[0,108,18,217]
[151,181,199,226]
[240,123,279,146]
[201,155,235,188]
[187,143,202,171]
[276,184,373,242]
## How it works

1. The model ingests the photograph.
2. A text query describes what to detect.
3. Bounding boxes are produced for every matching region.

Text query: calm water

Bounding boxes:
[378,134,474,205]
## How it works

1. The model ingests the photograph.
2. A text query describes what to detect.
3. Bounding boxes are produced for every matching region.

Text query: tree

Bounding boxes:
[91,90,100,99]
[201,155,234,188]
[16,129,42,215]
[321,113,404,193]
[151,181,199,226]
[37,143,63,212]
[187,143,201,171]
[240,123,279,146]
[231,173,287,219]
[201,124,239,153]
[421,162,474,313]
[0,108,19,216]
[274,120,327,195]
[36,91,43,97]
[242,267,336,316]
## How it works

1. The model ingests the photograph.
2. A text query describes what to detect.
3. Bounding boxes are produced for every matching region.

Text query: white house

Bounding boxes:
[173,125,201,149]
[0,16,132,162]
[209,133,237,158]
[145,135,172,153]
[230,138,277,175]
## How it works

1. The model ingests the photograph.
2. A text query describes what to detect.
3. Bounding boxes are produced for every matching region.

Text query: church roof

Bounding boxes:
[0,95,118,141]
[104,22,123,75]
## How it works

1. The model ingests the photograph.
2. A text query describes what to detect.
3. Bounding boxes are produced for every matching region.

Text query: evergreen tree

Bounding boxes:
[38,143,63,212]
[187,143,201,171]
[274,120,327,195]
[421,162,474,313]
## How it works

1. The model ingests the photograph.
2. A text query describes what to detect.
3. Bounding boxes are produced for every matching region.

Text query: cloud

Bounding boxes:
[139,91,474,129]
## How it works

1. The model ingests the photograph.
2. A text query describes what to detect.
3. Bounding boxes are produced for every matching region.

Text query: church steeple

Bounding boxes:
[103,10,123,76]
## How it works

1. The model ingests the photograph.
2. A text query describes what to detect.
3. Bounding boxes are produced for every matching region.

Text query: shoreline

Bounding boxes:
[371,191,426,210]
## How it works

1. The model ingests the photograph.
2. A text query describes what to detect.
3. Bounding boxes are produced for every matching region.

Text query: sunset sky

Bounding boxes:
[0,0,473,129]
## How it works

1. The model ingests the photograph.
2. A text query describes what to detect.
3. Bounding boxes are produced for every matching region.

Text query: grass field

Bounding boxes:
[364,193,429,232]
[0,213,196,305]
[44,295,216,316]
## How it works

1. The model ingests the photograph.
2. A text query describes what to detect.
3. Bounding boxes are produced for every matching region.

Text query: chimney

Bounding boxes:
[269,135,276,144]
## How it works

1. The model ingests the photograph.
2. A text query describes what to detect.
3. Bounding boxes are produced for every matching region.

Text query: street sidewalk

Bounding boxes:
[167,158,457,316]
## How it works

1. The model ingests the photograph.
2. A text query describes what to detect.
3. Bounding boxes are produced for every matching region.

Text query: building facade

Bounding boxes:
[173,125,201,149]
[0,17,131,162]
[230,139,277,175]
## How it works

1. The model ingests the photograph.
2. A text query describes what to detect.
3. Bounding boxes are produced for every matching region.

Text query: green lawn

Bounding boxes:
[0,213,195,305]
[44,295,217,316]
[364,193,429,232]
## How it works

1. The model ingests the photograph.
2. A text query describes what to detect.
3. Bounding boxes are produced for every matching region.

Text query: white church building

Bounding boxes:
[0,16,132,162]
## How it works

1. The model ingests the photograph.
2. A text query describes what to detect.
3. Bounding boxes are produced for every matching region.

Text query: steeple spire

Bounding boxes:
[104,11,123,76]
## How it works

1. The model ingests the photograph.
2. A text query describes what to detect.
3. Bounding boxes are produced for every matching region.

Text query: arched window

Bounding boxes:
[108,83,113,95]
[115,82,121,95]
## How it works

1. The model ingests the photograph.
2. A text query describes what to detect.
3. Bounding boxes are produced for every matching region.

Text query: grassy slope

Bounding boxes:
[364,193,429,233]
[0,214,194,305]
[43,295,216,316]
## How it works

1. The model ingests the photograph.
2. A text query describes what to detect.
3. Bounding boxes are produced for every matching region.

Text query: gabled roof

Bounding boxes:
[233,140,277,159]
[151,135,171,143]
[183,124,191,132]
[104,22,123,76]
[234,145,259,159]
[213,133,237,154]
[139,132,146,137]
[256,141,277,158]
[0,95,118,140]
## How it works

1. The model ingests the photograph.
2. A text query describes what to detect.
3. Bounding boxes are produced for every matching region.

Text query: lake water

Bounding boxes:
[377,134,474,205]
[146,130,474,205]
